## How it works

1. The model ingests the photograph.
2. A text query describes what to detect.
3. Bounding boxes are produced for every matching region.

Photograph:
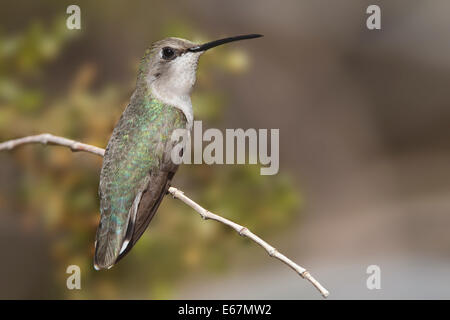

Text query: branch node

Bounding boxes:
[268,247,278,257]
[42,133,51,142]
[202,210,211,220]
[239,227,248,236]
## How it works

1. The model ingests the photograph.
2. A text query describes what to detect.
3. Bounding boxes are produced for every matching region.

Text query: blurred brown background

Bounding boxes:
[1,0,450,299]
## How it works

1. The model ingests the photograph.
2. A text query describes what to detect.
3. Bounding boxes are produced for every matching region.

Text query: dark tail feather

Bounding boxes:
[115,170,174,263]
[94,192,142,270]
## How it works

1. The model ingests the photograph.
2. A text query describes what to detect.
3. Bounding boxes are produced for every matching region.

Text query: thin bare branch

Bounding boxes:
[168,186,329,298]
[0,133,329,298]
[0,133,105,156]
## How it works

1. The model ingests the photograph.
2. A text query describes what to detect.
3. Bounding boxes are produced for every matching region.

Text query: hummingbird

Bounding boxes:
[94,34,262,270]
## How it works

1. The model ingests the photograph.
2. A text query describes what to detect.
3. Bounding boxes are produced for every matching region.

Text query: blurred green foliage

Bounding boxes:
[0,14,301,299]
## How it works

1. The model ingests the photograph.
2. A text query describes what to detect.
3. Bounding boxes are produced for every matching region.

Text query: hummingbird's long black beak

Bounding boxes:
[188,34,263,52]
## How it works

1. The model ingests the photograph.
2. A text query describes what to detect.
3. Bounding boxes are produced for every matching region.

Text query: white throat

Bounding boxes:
[146,51,202,130]
[149,85,194,130]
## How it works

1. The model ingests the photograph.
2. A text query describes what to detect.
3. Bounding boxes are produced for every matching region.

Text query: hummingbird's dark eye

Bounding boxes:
[162,47,176,60]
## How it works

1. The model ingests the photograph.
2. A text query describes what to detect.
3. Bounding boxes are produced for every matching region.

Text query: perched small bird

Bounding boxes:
[94,34,262,270]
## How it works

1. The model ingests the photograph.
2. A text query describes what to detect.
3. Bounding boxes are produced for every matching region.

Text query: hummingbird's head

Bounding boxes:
[142,34,263,98]
[140,34,262,126]
[143,37,203,100]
